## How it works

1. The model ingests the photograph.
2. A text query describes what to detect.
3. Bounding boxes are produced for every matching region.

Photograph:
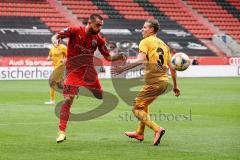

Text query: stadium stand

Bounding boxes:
[227,0,240,11]
[60,0,111,19]
[105,0,154,20]
[0,0,72,56]
[215,0,240,20]
[0,17,51,56]
[0,0,71,32]
[91,0,124,19]
[59,0,216,56]
[0,0,239,58]
[147,0,214,39]
[185,0,240,42]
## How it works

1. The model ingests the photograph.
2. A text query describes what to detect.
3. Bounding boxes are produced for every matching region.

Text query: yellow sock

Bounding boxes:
[50,88,56,101]
[133,109,160,133]
[136,107,148,135]
[136,121,145,135]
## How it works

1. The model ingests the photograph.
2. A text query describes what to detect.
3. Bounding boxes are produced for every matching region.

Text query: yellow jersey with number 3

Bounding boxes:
[139,35,171,84]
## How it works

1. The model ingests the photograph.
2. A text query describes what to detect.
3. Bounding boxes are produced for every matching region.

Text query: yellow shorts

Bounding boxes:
[134,81,168,109]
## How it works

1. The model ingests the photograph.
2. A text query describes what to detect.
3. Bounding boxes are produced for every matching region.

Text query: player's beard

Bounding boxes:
[89,28,100,35]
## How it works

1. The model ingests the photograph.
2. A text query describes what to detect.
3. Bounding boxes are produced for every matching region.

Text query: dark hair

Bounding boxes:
[145,19,160,33]
[89,14,103,21]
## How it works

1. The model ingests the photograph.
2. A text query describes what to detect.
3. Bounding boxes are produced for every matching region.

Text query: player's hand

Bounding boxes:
[173,87,180,97]
[51,34,60,46]
[111,66,125,75]
[119,53,127,62]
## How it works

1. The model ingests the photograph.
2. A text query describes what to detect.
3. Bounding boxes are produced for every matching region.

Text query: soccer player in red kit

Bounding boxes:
[52,14,126,143]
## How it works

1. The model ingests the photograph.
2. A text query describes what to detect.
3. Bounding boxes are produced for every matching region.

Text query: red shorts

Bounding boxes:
[63,66,103,98]
[62,80,102,96]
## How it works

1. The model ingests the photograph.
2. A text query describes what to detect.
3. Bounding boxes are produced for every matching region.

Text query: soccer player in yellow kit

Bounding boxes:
[45,41,67,105]
[112,19,180,146]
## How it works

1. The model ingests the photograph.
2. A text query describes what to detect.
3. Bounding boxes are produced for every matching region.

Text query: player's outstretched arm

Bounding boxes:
[104,53,127,62]
[51,27,75,45]
[111,52,145,75]
[168,60,180,97]
[98,40,127,62]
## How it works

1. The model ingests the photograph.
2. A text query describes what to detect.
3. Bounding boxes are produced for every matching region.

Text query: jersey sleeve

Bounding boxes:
[139,39,149,54]
[58,26,78,38]
[97,35,110,57]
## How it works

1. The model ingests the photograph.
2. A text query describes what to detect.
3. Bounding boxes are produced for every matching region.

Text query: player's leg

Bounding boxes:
[56,85,78,143]
[133,98,164,145]
[59,95,74,132]
[133,97,160,132]
[45,87,56,104]
[132,81,168,145]
[136,106,149,135]
[85,78,103,99]
[124,106,148,141]
[46,66,64,104]
[50,88,56,102]
[124,86,155,141]
[56,95,74,143]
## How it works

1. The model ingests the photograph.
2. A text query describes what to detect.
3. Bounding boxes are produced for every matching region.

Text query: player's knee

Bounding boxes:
[50,81,56,88]
[132,102,144,112]
[132,104,138,112]
[132,107,141,119]
[64,96,74,105]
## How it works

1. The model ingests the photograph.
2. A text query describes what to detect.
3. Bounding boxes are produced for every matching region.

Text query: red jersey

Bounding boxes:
[59,26,110,59]
[58,26,110,87]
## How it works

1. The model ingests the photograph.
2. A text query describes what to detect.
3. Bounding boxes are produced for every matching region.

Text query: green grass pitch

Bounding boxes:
[0,78,239,160]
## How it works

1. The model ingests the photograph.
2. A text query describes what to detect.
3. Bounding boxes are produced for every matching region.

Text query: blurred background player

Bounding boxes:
[112,19,180,146]
[52,14,127,143]
[45,40,67,105]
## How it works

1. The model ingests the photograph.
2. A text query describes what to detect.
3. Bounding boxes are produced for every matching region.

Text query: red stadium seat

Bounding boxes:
[60,0,108,20]
[185,0,240,41]
[148,0,215,39]
[0,1,71,32]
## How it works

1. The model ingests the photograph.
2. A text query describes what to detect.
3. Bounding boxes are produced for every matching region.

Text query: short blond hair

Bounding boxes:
[145,19,160,33]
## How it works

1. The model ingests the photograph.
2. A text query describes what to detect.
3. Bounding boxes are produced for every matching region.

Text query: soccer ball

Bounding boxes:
[171,52,190,71]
